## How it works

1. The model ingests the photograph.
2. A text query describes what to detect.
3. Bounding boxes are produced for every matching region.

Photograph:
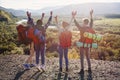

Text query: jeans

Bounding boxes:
[34,44,45,65]
[80,47,91,69]
[58,46,68,68]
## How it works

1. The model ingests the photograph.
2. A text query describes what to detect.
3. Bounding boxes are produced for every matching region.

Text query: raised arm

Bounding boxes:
[26,11,31,20]
[26,11,34,26]
[89,9,93,28]
[54,16,58,25]
[44,11,52,29]
[54,15,63,30]
[72,11,81,30]
[41,13,45,21]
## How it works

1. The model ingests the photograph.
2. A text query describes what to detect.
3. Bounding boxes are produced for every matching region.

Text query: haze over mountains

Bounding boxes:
[0,3,120,16]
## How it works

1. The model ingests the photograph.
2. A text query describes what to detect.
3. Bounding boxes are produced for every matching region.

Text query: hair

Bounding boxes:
[62,21,69,28]
[36,19,43,26]
[82,18,89,25]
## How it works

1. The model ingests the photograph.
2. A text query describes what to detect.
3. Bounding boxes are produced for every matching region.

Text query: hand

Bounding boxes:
[72,11,77,18]
[54,16,58,23]
[54,16,57,19]
[50,11,53,16]
[42,13,45,17]
[26,11,31,17]
[26,11,29,17]
[90,9,93,16]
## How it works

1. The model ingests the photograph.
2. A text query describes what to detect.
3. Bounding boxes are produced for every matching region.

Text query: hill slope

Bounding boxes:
[0,6,25,16]
[0,10,16,22]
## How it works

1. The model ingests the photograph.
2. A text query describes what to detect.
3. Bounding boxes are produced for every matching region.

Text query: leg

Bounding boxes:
[58,46,63,71]
[85,48,91,69]
[64,48,68,71]
[26,42,34,64]
[40,45,45,71]
[23,42,34,69]
[80,47,84,70]
[40,46,45,65]
[35,44,40,65]
[79,47,84,74]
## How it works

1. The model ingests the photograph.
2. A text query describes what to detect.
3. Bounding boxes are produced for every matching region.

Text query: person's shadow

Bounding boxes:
[29,70,44,80]
[57,72,69,80]
[14,69,29,80]
[14,69,44,80]
[87,72,93,80]
[57,72,62,80]
[79,73,84,80]
[79,71,93,80]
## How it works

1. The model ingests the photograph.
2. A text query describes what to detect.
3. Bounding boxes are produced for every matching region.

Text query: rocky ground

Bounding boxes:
[0,54,120,80]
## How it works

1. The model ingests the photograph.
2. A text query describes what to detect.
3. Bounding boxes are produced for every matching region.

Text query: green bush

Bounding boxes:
[0,22,21,54]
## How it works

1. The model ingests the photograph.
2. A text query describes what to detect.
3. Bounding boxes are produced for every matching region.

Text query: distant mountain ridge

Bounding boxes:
[0,3,120,16]
[43,3,120,16]
[0,6,25,16]
[0,9,15,22]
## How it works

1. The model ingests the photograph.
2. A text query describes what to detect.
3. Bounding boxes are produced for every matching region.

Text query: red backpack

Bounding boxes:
[27,28,44,45]
[16,25,32,45]
[59,30,72,48]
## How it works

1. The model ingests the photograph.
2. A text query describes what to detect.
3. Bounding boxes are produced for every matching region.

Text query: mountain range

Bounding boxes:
[0,3,120,16]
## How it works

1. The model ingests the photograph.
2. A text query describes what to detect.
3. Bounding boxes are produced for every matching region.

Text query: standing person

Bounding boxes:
[23,11,35,69]
[54,16,73,72]
[34,11,52,71]
[72,10,94,74]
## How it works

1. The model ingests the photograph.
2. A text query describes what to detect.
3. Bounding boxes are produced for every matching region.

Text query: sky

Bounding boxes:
[0,0,120,10]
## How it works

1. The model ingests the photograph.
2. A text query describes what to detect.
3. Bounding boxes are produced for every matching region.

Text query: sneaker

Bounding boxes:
[78,69,84,74]
[59,67,62,72]
[41,65,45,72]
[23,63,30,69]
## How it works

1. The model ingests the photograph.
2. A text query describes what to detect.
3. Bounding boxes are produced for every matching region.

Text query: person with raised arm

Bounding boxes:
[23,11,35,69]
[34,11,52,71]
[54,15,73,72]
[72,9,94,74]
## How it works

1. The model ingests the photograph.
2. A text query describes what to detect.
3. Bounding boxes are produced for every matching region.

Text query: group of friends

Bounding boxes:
[20,9,94,74]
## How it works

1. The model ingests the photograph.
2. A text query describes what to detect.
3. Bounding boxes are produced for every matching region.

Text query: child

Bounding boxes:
[34,11,52,71]
[72,10,94,74]
[23,11,35,69]
[54,16,73,72]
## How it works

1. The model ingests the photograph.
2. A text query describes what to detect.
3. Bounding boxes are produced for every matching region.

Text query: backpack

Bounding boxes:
[16,25,32,45]
[33,28,45,44]
[84,27,96,44]
[59,30,72,48]
[17,25,45,45]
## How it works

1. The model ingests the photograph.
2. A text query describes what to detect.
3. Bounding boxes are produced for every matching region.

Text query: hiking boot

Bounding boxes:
[23,63,30,69]
[66,67,69,72]
[78,69,84,74]
[88,68,92,73]
[59,67,62,72]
